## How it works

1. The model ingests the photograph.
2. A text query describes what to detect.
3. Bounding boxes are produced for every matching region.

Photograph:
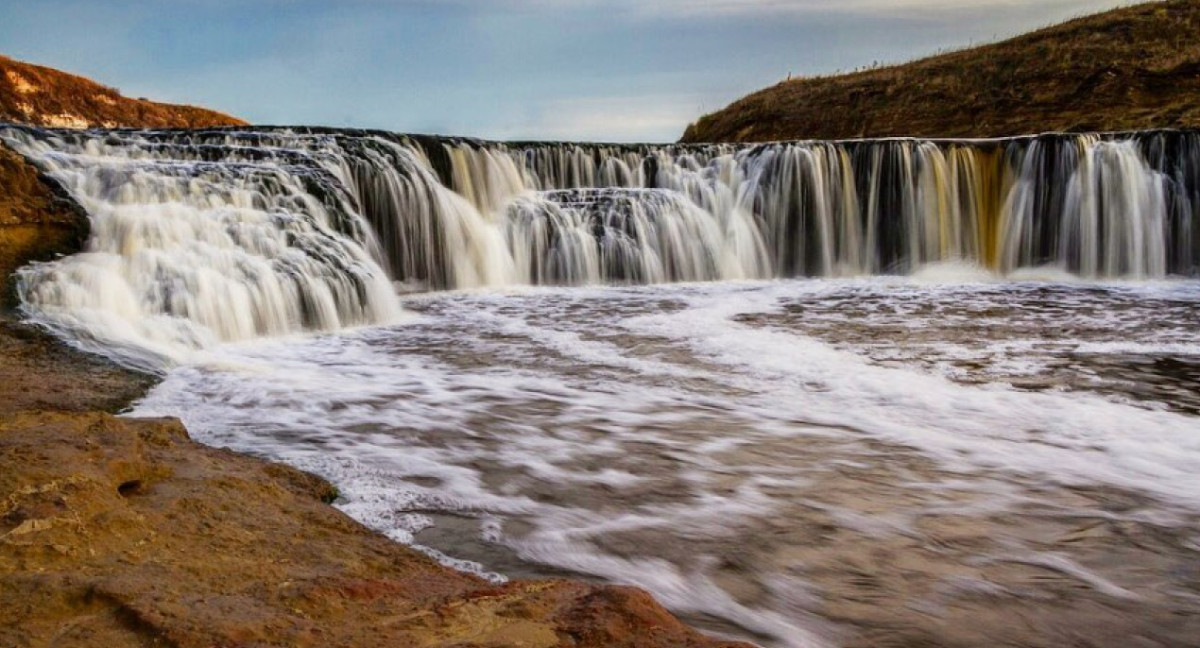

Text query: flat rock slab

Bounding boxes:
[0,409,749,648]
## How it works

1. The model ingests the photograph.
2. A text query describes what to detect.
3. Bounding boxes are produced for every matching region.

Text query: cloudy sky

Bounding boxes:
[1,0,1133,141]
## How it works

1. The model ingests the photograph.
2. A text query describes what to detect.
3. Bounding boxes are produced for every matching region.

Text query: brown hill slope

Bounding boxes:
[0,54,245,129]
[682,0,1200,143]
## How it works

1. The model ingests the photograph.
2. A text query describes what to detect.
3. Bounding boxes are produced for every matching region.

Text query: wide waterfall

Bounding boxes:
[2,125,1197,368]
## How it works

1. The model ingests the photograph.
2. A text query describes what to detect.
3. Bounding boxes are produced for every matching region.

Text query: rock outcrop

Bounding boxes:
[0,145,88,308]
[0,408,746,648]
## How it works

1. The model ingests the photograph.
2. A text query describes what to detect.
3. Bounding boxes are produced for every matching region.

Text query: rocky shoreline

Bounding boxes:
[0,146,748,648]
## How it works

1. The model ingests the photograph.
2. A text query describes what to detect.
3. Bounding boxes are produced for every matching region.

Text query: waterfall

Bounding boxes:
[505,188,767,285]
[2,125,1197,367]
[0,126,404,371]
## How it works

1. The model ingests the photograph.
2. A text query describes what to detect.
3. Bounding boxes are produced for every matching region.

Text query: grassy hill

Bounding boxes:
[0,54,245,129]
[681,0,1200,143]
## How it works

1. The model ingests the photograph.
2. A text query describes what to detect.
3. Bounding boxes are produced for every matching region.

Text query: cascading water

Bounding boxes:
[0,126,406,371]
[5,124,1199,648]
[2,125,1197,369]
[505,188,767,285]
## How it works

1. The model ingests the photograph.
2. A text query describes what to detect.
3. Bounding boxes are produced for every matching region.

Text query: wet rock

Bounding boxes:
[0,144,89,308]
[0,411,748,648]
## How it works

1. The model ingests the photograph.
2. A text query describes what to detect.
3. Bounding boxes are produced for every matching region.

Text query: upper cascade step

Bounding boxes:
[2,125,1196,369]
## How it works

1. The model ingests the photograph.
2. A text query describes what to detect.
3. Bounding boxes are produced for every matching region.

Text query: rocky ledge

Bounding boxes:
[0,145,748,648]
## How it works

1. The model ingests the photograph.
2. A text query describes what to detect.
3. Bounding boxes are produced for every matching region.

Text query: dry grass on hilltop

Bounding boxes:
[682,0,1200,143]
[0,54,245,130]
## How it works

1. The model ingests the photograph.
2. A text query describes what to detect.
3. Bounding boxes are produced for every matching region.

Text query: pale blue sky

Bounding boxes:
[0,0,1134,142]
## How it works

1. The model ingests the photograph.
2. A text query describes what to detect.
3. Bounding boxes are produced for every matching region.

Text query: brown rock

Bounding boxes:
[0,411,749,648]
[0,144,89,308]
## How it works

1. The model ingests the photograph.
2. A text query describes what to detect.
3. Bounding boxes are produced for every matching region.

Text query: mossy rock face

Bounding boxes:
[321,485,341,504]
[0,143,89,310]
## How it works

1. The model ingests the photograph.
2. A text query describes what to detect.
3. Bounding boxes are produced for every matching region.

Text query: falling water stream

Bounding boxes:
[2,125,1199,646]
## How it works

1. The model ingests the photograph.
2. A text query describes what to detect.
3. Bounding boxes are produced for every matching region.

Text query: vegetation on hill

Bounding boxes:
[681,0,1200,143]
[0,54,245,129]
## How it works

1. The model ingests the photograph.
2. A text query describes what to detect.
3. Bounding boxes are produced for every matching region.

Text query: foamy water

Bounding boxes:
[133,278,1200,647]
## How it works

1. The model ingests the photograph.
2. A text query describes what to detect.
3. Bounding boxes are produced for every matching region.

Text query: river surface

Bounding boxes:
[134,277,1200,648]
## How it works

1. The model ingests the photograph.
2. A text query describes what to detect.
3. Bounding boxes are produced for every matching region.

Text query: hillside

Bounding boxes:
[0,54,245,129]
[681,0,1200,143]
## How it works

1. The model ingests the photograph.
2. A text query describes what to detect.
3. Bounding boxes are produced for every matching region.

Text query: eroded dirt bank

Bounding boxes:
[0,146,747,648]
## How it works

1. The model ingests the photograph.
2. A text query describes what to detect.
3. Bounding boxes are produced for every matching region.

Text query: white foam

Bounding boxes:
[909,260,998,284]
[1073,341,1200,356]
[621,282,1200,509]
[131,279,1200,648]
[979,553,1140,601]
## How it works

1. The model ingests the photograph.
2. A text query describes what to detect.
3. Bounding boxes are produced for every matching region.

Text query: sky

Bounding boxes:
[0,0,1137,142]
